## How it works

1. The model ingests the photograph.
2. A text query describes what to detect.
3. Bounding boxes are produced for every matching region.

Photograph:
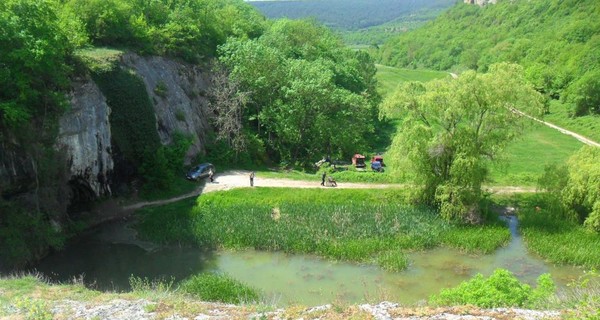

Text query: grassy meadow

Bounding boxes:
[136,188,510,272]
[375,64,449,96]
[488,121,584,186]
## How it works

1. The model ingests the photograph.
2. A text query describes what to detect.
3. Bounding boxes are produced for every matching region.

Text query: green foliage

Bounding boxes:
[12,297,52,320]
[514,194,600,268]
[377,0,600,110]
[383,63,544,222]
[440,224,510,254]
[563,70,600,116]
[554,270,600,319]
[64,0,266,63]
[154,81,168,98]
[129,275,175,294]
[90,65,180,194]
[92,68,160,166]
[137,188,509,269]
[0,0,74,129]
[376,250,409,272]
[219,19,381,166]
[538,147,600,232]
[430,269,555,308]
[0,200,65,268]
[179,273,259,304]
[558,147,600,231]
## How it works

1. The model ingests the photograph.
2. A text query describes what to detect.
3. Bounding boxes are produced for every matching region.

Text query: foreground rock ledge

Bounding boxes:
[35,299,562,319]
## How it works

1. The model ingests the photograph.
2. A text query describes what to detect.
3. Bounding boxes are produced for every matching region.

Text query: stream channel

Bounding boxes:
[29,216,582,306]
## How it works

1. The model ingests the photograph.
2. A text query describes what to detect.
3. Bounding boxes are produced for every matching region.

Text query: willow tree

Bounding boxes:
[383,63,544,222]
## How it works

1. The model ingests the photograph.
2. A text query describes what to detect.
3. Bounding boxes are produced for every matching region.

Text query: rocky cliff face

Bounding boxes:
[57,77,113,199]
[2,52,211,207]
[121,53,211,165]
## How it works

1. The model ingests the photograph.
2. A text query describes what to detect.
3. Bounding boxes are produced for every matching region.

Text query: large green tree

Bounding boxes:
[0,0,75,130]
[383,63,544,222]
[219,19,380,165]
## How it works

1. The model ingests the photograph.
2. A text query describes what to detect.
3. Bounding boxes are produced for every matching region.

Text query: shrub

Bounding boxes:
[179,273,259,304]
[429,269,555,308]
[564,70,600,117]
[376,250,409,271]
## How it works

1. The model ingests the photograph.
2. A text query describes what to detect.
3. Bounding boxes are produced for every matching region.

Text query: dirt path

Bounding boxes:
[513,109,600,147]
[120,170,536,212]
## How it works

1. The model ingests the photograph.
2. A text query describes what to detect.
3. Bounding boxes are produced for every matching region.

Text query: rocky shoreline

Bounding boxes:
[34,299,562,319]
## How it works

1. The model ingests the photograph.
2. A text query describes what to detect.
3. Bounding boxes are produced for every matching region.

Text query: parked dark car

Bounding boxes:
[186,163,215,181]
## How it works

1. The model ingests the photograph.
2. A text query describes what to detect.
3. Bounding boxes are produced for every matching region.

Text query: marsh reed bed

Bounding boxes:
[137,188,510,271]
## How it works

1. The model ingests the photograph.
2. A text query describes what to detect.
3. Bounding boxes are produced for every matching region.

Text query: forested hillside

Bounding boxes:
[377,0,600,116]
[249,0,455,45]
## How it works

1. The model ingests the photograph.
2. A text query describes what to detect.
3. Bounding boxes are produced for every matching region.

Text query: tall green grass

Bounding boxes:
[179,273,260,304]
[520,212,600,268]
[137,189,509,271]
[495,193,600,268]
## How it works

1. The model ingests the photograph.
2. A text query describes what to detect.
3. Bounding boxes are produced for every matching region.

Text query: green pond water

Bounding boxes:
[27,216,582,306]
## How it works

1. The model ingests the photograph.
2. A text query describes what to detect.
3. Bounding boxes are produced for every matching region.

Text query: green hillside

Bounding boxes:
[377,0,600,110]
[249,0,455,45]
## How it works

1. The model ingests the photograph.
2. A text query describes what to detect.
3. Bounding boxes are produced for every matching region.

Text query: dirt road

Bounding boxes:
[512,109,600,147]
[122,171,536,211]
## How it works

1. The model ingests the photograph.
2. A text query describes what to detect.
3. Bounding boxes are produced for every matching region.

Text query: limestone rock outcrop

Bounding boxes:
[57,77,113,198]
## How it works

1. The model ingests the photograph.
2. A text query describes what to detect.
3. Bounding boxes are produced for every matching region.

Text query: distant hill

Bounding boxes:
[377,0,600,100]
[248,0,456,44]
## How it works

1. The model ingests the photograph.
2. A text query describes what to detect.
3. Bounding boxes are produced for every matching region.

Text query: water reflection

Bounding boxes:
[20,217,584,306]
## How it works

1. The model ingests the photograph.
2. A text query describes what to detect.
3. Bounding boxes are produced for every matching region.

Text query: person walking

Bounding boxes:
[321,171,326,186]
[249,171,255,187]
[208,169,214,182]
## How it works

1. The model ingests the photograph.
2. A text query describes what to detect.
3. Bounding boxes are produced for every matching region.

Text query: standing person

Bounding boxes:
[321,171,326,186]
[208,169,214,183]
[249,171,255,187]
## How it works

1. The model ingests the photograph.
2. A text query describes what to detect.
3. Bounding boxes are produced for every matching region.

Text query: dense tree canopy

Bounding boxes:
[219,19,381,165]
[0,0,74,131]
[377,0,600,115]
[383,63,544,222]
[63,0,266,62]
[540,146,600,232]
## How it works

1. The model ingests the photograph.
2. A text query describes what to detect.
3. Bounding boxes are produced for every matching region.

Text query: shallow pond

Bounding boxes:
[24,216,582,306]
